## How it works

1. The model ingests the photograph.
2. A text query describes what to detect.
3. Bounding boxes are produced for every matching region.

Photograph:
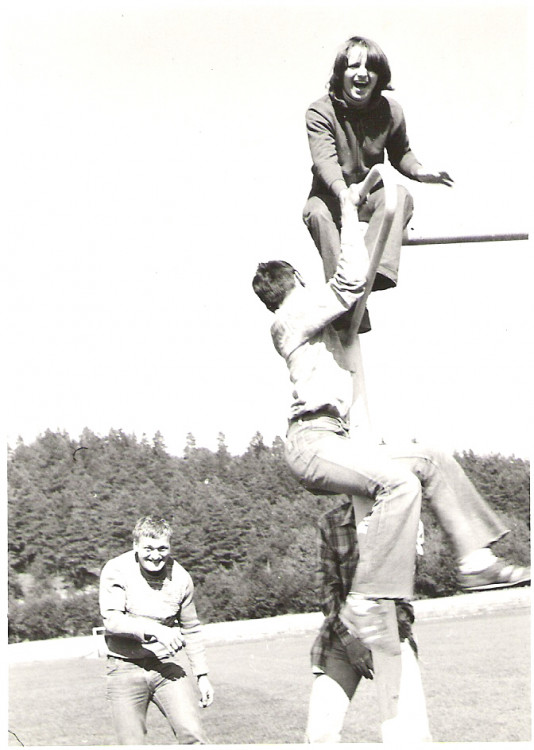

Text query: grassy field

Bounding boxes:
[8,609,530,745]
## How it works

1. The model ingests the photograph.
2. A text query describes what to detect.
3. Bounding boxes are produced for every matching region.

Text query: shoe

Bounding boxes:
[459,559,530,591]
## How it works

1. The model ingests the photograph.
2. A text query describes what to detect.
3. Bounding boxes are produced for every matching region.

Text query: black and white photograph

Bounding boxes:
[6,0,530,745]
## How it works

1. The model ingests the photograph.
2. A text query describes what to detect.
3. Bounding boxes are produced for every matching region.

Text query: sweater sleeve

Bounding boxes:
[306,101,346,195]
[178,573,209,677]
[386,99,422,179]
[99,558,158,642]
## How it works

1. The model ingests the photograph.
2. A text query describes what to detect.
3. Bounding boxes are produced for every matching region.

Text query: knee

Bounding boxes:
[303,197,335,227]
[375,469,423,513]
[396,184,413,203]
[381,470,421,505]
[397,185,414,221]
[420,445,453,469]
[367,185,413,222]
[416,446,460,488]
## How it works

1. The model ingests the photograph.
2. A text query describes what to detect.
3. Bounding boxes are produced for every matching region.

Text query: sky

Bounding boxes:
[4,0,531,460]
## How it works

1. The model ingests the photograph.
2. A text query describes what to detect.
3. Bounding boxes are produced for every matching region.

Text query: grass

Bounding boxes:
[8,608,531,745]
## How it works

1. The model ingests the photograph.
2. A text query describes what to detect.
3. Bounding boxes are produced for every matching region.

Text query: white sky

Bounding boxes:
[4,0,532,459]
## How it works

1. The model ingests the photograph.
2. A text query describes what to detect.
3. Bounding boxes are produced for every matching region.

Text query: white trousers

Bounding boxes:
[305,641,432,743]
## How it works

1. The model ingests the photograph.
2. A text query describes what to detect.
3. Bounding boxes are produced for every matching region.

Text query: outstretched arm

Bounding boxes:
[413,166,454,186]
[386,100,453,187]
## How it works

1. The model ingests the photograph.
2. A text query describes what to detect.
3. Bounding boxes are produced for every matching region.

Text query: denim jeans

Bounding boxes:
[106,656,207,745]
[302,185,414,290]
[285,416,508,598]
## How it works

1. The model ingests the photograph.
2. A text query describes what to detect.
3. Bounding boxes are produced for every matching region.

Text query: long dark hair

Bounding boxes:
[328,36,393,104]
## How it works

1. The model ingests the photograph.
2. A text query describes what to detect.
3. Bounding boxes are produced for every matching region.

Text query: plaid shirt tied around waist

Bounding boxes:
[311,500,415,671]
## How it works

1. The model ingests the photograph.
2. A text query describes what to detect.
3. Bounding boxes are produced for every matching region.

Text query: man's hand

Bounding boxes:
[341,595,403,655]
[151,624,186,656]
[415,167,454,187]
[339,188,363,236]
[340,595,387,645]
[339,593,396,653]
[345,636,374,680]
[197,675,214,707]
[339,183,365,207]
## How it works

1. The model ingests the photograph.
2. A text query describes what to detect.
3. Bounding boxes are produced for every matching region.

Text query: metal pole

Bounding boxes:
[404,231,528,245]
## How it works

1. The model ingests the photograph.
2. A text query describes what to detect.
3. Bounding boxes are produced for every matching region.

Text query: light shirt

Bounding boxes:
[270,205,368,421]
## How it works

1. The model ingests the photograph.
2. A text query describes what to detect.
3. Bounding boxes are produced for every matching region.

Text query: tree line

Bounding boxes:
[8,428,530,642]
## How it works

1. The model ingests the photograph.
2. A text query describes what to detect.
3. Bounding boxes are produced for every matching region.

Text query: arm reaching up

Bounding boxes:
[271,198,370,358]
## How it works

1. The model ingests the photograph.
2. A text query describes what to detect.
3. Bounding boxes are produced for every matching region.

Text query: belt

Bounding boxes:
[289,407,341,425]
[106,655,177,670]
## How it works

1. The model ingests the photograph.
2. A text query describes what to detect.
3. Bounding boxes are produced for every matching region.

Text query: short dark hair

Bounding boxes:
[133,516,172,543]
[328,36,392,103]
[252,261,298,312]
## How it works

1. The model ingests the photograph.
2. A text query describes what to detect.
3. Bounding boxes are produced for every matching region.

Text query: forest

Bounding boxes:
[7,428,530,643]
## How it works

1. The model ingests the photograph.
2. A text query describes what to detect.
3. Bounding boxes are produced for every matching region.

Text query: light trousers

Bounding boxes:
[285,417,508,599]
[303,185,414,289]
[305,642,432,743]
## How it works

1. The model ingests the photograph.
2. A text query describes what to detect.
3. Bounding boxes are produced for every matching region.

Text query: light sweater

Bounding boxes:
[99,550,208,676]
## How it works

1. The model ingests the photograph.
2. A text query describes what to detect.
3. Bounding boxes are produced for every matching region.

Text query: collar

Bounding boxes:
[330,91,384,115]
[135,552,172,582]
[339,501,356,527]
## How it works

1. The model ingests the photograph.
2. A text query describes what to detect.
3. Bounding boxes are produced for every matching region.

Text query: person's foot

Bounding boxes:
[458,558,530,591]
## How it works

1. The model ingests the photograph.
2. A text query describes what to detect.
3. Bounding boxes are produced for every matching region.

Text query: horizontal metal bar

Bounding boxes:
[404,232,528,246]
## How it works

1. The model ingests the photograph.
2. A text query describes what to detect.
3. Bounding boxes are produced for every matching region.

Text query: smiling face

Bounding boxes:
[134,534,171,574]
[342,44,378,108]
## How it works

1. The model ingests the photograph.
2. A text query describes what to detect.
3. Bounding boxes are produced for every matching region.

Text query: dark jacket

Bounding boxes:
[306,93,422,196]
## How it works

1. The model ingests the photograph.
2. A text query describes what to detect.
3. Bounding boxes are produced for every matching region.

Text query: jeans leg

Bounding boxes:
[150,661,207,744]
[285,424,421,598]
[386,444,510,557]
[360,185,414,290]
[106,658,150,745]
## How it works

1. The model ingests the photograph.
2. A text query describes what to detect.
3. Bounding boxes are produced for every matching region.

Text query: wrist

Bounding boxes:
[145,625,162,642]
[413,165,424,181]
[150,622,172,643]
[333,180,348,199]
